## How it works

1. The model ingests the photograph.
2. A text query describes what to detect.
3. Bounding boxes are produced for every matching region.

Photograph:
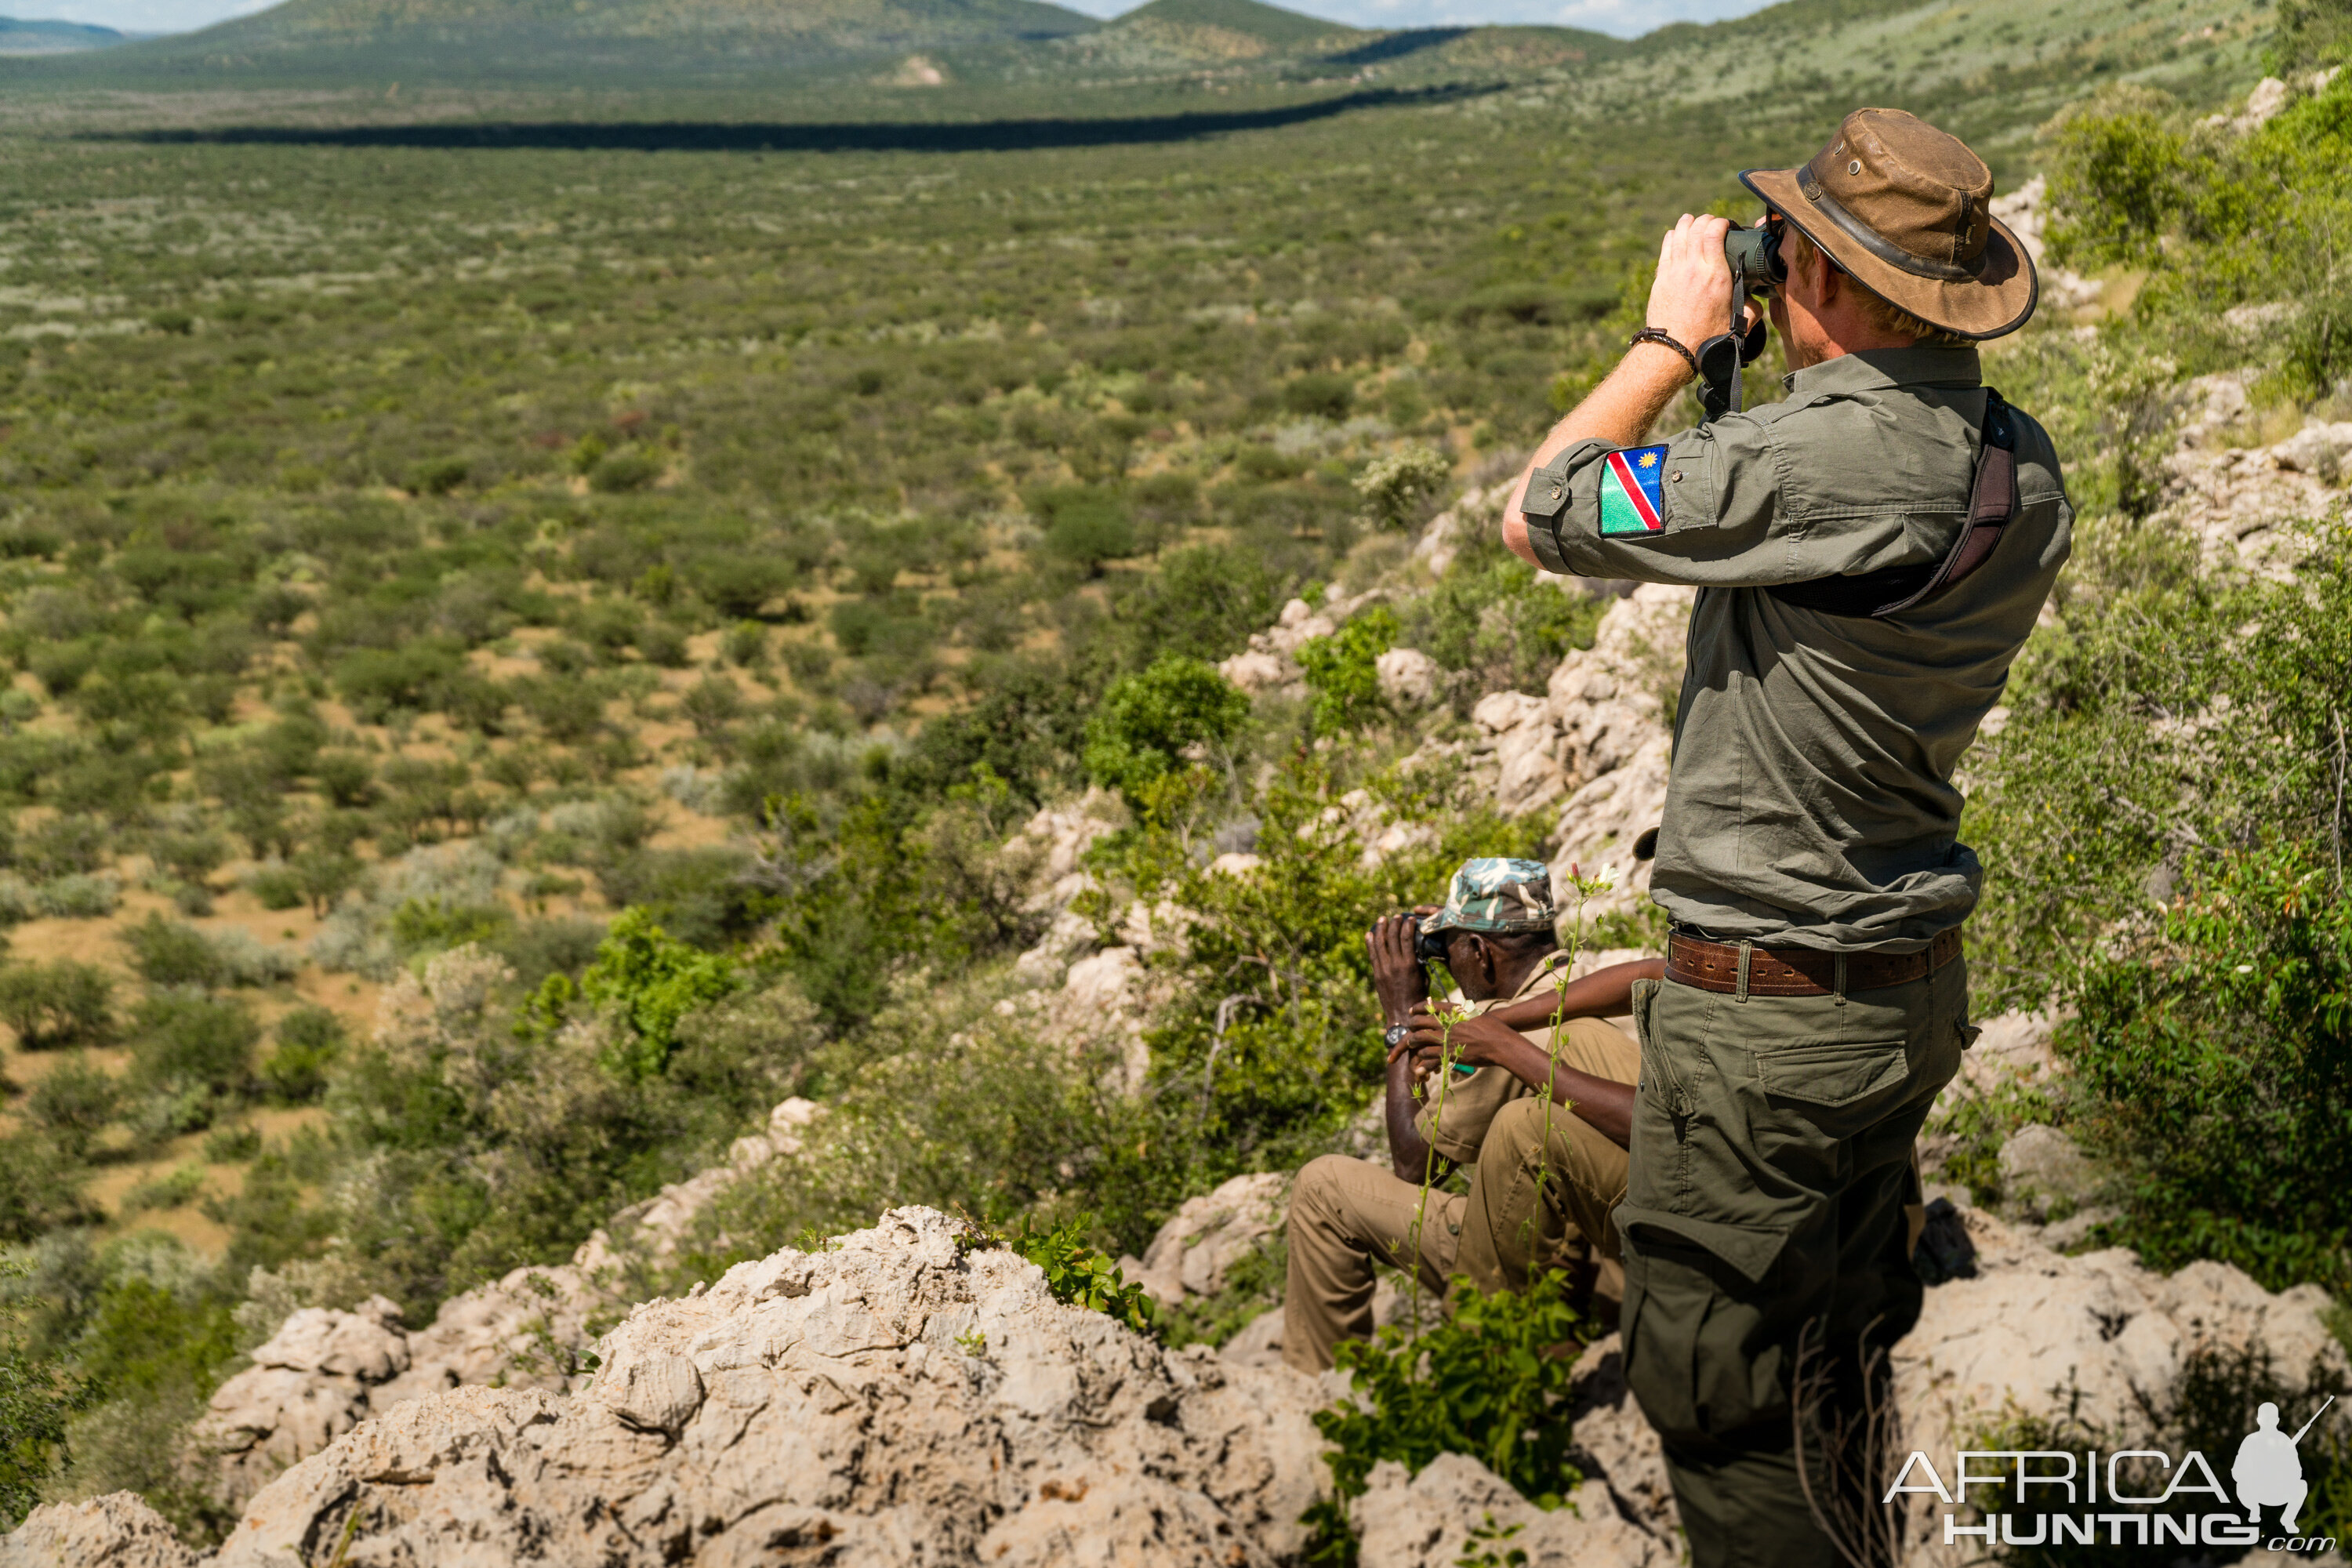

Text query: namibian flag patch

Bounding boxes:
[1599,445,1668,536]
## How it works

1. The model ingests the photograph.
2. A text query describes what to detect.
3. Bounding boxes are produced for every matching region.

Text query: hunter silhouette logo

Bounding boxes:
[1888,1395,2341,1552]
[2235,1396,2334,1535]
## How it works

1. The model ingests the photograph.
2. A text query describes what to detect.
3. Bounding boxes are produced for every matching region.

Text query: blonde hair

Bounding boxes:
[1787,228,1972,349]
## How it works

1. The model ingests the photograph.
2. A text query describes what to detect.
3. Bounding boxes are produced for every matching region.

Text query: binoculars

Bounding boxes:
[1724,217,1788,292]
[1396,914,1452,964]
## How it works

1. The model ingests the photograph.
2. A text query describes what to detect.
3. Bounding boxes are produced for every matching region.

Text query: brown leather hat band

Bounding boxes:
[1797,165,1984,284]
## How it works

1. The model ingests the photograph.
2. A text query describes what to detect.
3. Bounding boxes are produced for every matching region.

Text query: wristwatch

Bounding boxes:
[1384,1022,1413,1051]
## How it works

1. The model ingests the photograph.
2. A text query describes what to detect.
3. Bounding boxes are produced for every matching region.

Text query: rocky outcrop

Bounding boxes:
[191,1091,835,1508]
[1120,1171,1288,1308]
[1424,583,1689,925]
[1217,590,1386,696]
[175,1208,1327,1568]
[0,1494,194,1568]
[2153,369,2346,574]
[1894,1199,2347,1491]
[1352,1458,1669,1568]
[191,1298,412,1504]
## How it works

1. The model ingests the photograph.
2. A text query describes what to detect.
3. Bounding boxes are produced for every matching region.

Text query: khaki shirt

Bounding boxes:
[1412,954,1637,1164]
[1520,347,2072,953]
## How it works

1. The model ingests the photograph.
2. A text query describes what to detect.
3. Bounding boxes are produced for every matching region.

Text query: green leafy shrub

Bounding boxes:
[405,457,469,495]
[986,1214,1157,1336]
[533,908,740,1081]
[24,1053,121,1157]
[1082,655,1250,805]
[260,1006,346,1104]
[129,994,261,1103]
[1305,1271,1592,1563]
[1297,606,1399,734]
[34,874,120,920]
[121,1164,208,1214]
[589,452,662,493]
[1283,372,1356,420]
[246,864,304,911]
[14,814,108,880]
[0,961,114,1048]
[123,913,227,989]
[1353,445,1450,528]
[1032,487,1136,575]
[2061,848,2352,1290]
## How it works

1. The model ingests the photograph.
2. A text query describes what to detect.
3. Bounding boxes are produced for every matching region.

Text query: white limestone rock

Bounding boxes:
[188,1208,1327,1568]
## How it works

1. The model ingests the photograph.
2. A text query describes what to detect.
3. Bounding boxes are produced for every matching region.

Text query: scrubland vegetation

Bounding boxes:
[0,0,2344,1542]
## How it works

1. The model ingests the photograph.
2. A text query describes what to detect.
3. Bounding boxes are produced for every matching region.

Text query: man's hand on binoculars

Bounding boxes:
[1367,912,1431,1029]
[1642,213,1738,368]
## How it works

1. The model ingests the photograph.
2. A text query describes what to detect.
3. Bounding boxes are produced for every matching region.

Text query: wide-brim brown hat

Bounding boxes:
[1741,107,2037,340]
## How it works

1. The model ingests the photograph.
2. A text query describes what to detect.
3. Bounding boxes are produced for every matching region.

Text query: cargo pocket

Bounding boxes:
[1755,1037,1910,1140]
[1617,1206,1796,1448]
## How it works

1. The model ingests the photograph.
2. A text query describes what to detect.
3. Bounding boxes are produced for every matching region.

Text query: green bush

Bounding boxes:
[15,814,108,880]
[24,1053,121,1157]
[123,914,229,989]
[588,451,662,493]
[260,1006,346,1104]
[1033,487,1135,575]
[1082,655,1250,805]
[532,908,740,1081]
[1283,372,1356,420]
[0,961,114,1048]
[247,864,304,911]
[985,1214,1156,1336]
[405,457,469,495]
[1296,606,1399,735]
[1305,1270,1592,1563]
[129,994,261,1102]
[2061,848,2352,1290]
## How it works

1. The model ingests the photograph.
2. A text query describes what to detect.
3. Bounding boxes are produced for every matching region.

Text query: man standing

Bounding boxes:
[1282,858,1655,1373]
[1500,110,2072,1566]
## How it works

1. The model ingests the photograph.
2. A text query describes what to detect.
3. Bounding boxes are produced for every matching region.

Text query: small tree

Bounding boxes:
[1354,445,1451,530]
[1296,606,1400,735]
[0,962,115,1049]
[1082,655,1250,806]
[25,1053,122,1157]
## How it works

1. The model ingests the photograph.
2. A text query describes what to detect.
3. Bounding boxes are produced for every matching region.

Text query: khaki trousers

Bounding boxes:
[1282,1154,1463,1374]
[1285,1022,1640,1373]
[1455,1094,1630,1320]
[1617,964,1969,1568]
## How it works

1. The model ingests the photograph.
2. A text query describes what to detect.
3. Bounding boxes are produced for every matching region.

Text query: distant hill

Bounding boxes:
[1109,0,1356,47]
[79,0,1099,77]
[0,13,124,53]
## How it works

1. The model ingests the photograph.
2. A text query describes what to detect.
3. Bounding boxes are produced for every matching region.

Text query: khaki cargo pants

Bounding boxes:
[1617,961,1969,1568]
[1283,1033,1638,1374]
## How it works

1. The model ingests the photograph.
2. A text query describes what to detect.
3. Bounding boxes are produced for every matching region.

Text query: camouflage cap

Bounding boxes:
[1421,857,1557,937]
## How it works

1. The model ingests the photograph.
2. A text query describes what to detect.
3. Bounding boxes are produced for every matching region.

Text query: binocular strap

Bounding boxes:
[1762,389,2019,620]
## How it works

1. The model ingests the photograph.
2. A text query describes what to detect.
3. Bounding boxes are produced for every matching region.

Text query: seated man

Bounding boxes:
[1283,857,1663,1374]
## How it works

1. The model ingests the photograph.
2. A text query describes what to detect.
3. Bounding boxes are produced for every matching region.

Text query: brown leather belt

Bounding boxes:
[1666,927,1962,997]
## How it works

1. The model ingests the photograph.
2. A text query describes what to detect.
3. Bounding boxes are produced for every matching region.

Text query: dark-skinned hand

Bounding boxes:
[1365,908,1438,1027]
[1397,1008,1524,1075]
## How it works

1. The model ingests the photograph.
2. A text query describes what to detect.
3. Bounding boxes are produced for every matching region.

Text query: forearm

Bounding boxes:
[1501,347,1693,564]
[1477,959,1667,1032]
[1385,1056,1442,1185]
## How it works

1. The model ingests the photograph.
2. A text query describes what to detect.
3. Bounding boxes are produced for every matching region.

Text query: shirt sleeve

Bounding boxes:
[1519,411,1918,588]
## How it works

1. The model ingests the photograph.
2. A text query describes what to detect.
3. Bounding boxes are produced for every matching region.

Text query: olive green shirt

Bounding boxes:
[1519,347,2072,953]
